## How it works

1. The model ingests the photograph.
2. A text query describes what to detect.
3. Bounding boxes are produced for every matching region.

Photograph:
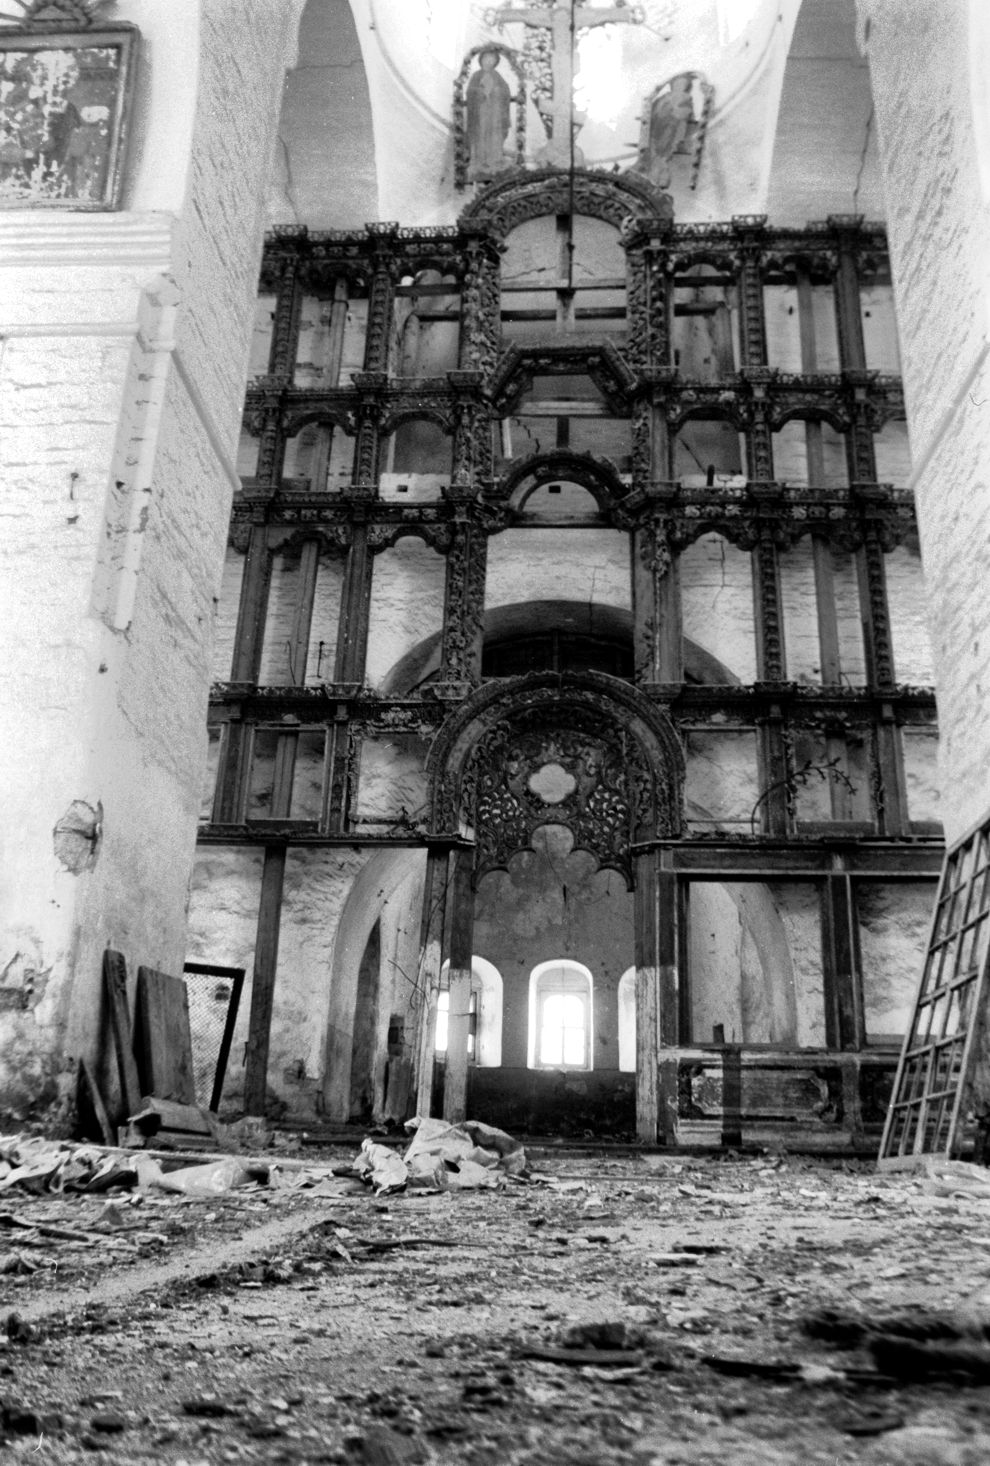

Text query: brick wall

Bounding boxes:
[859,0,990,839]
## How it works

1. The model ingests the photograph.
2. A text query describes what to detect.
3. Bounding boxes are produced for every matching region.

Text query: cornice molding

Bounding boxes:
[0,211,175,268]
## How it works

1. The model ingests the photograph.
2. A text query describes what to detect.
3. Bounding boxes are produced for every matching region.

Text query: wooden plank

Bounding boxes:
[879,817,990,1161]
[230,525,272,683]
[131,1096,216,1134]
[334,524,372,682]
[442,847,475,1125]
[414,849,450,1117]
[77,1057,114,1145]
[134,966,196,1105]
[875,710,909,837]
[102,949,142,1120]
[243,843,287,1114]
[383,1057,413,1124]
[634,850,660,1144]
[288,538,319,685]
[821,863,865,1050]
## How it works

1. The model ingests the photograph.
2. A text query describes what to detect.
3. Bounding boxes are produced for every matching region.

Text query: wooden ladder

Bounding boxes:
[879,813,990,1168]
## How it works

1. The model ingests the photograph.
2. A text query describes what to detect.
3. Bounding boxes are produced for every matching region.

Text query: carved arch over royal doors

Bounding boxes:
[425,672,685,888]
[458,166,672,236]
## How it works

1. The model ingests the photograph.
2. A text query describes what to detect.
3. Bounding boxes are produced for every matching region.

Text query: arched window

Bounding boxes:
[434,957,503,1066]
[528,960,594,1070]
[617,967,636,1072]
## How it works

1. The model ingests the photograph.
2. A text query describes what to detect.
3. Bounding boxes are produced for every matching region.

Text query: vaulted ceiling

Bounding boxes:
[269,0,885,230]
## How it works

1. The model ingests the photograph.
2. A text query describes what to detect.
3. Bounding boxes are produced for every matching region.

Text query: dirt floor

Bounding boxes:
[3,1139,990,1465]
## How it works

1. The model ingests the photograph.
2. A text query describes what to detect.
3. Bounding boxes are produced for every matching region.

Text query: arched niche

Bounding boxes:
[385,414,453,475]
[688,881,809,1047]
[366,532,447,690]
[765,0,884,226]
[380,600,740,695]
[255,529,348,688]
[500,450,630,516]
[679,531,758,684]
[321,847,426,1123]
[272,0,377,229]
[673,416,746,482]
[772,415,849,488]
[282,416,355,492]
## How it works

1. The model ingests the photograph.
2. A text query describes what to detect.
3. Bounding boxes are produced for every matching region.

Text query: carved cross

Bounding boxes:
[488,0,641,166]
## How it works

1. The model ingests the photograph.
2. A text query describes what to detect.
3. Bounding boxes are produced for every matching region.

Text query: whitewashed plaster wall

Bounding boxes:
[485,528,632,616]
[859,0,990,840]
[0,0,303,1119]
[185,845,411,1118]
[858,879,936,1040]
[366,538,447,690]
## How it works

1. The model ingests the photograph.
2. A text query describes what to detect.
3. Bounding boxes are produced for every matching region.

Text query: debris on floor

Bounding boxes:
[3,1149,990,1462]
[351,1116,528,1195]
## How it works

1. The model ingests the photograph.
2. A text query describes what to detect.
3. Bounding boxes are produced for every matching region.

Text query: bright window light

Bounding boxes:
[539,993,588,1066]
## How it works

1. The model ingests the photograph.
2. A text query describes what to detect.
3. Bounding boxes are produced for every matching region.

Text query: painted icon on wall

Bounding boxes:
[0,22,136,208]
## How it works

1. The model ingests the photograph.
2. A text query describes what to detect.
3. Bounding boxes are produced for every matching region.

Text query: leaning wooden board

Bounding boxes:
[134,966,196,1104]
[102,949,142,1119]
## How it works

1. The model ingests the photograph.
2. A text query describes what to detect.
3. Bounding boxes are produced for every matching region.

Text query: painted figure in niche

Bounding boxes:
[466,48,512,182]
[642,72,696,190]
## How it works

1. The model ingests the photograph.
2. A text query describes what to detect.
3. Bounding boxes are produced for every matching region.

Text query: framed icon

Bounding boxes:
[0,19,137,208]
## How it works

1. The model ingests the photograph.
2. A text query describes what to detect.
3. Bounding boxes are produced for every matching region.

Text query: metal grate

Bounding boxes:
[182,963,244,1113]
[879,815,990,1166]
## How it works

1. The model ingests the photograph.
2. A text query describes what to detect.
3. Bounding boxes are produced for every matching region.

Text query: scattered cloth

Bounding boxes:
[351,1117,528,1196]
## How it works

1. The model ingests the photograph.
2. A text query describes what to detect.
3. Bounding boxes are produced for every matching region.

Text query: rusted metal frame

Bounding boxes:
[243,842,288,1115]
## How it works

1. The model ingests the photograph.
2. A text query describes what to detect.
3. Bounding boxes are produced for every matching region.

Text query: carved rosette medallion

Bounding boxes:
[460,704,657,883]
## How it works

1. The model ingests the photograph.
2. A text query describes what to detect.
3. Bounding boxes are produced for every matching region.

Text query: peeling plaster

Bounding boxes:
[52,799,103,874]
